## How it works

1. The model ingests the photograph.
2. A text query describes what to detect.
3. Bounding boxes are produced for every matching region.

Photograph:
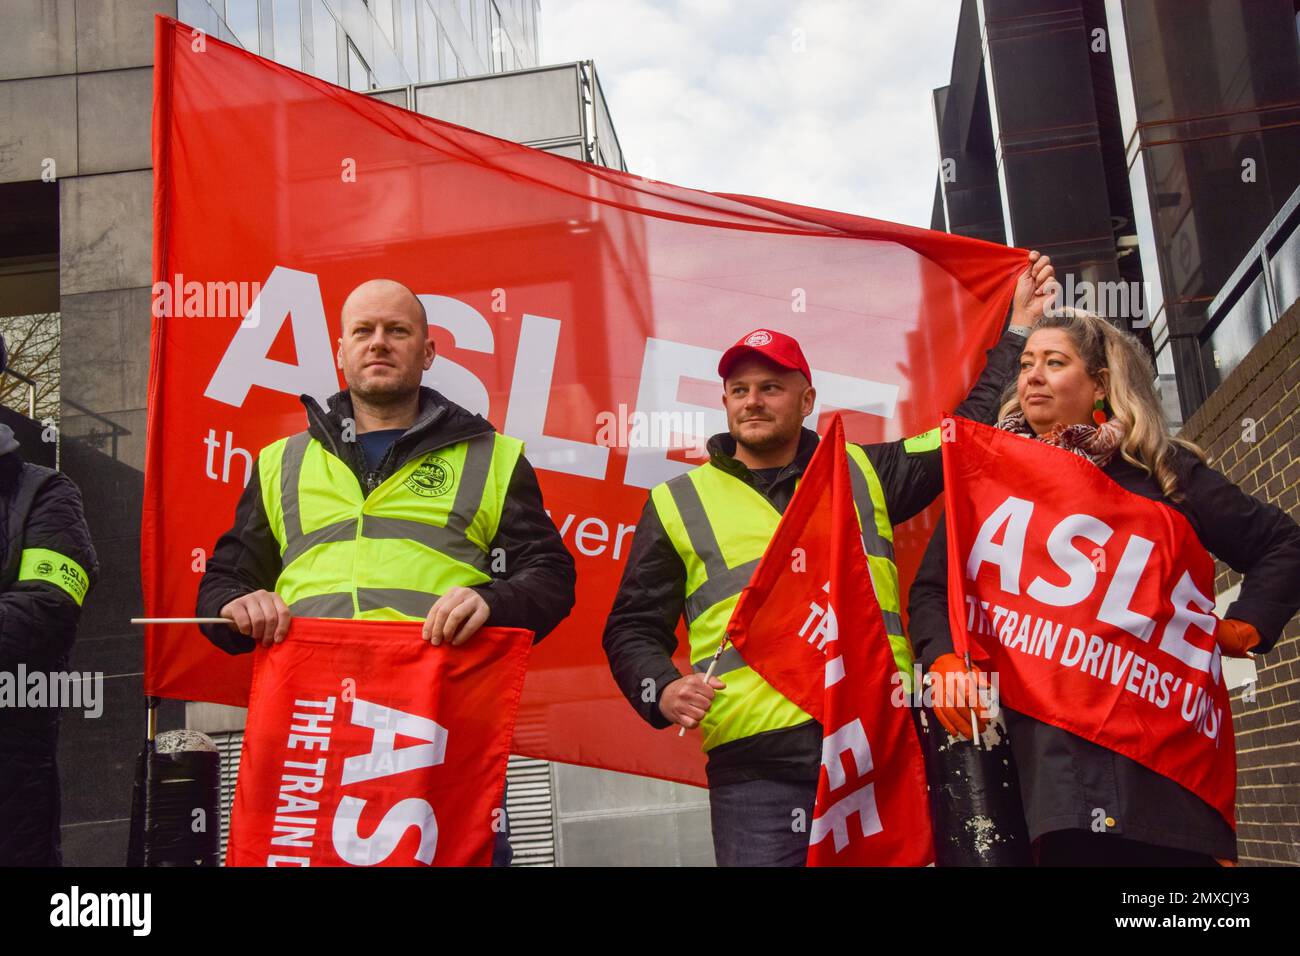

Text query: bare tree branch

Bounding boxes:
[0,312,61,423]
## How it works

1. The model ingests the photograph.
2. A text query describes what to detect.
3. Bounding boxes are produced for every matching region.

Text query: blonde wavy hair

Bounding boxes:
[997,308,1206,501]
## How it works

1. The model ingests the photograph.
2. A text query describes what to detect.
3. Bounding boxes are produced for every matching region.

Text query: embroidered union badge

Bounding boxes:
[405,454,455,498]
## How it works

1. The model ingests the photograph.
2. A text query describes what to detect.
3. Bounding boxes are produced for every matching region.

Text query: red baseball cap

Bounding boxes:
[718,328,812,384]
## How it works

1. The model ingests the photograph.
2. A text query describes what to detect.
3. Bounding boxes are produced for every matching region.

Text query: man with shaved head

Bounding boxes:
[196,277,575,865]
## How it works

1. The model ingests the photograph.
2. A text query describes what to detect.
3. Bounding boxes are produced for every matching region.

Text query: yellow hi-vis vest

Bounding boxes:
[256,429,522,620]
[651,440,920,753]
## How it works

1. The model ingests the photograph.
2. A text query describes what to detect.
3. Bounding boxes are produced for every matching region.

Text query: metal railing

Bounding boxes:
[60,394,133,463]
[0,368,133,465]
[1,368,36,418]
[367,60,628,171]
[1201,182,1300,394]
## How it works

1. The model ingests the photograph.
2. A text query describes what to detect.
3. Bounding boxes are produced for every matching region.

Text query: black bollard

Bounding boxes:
[127,729,222,866]
[918,708,1032,865]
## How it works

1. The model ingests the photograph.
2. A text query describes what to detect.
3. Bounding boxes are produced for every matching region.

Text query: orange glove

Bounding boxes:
[1217,619,1260,658]
[927,653,993,740]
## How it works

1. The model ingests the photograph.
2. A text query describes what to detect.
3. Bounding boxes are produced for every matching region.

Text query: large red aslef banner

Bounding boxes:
[144,15,1024,786]
[226,619,531,867]
[941,417,1235,825]
[728,416,934,866]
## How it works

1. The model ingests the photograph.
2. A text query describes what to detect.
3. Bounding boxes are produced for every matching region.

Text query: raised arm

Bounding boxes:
[866,252,1053,524]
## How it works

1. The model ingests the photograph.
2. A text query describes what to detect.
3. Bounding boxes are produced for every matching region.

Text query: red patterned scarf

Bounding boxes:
[996,410,1126,468]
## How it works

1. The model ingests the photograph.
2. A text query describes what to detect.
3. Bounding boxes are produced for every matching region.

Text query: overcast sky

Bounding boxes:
[540,0,962,229]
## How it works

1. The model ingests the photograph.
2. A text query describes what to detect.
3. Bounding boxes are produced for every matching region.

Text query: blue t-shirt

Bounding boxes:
[357,428,405,471]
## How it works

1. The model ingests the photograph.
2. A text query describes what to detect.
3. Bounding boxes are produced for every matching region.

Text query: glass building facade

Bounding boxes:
[177,0,541,90]
[1107,0,1300,418]
[932,0,1300,426]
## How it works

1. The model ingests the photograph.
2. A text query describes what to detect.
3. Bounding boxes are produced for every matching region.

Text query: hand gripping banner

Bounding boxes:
[145,15,1024,785]
[941,417,1235,826]
[226,619,532,867]
[727,415,934,865]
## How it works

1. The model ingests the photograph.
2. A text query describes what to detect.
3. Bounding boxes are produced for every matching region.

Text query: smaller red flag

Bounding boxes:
[226,618,532,867]
[727,415,934,866]
[941,416,1235,825]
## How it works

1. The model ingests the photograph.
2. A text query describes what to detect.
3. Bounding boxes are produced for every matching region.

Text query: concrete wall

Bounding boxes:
[553,764,713,866]
[0,0,179,867]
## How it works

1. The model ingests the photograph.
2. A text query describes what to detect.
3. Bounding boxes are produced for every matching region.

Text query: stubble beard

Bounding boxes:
[730,418,798,456]
[349,367,421,409]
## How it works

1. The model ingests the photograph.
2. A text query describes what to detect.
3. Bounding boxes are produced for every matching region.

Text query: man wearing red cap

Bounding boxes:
[602,253,1054,866]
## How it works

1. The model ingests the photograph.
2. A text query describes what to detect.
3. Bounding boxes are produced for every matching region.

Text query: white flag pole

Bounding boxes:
[678,638,729,737]
[964,650,982,750]
[131,617,230,625]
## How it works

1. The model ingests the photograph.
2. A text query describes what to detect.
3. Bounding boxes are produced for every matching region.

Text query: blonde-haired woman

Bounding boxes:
[908,308,1300,865]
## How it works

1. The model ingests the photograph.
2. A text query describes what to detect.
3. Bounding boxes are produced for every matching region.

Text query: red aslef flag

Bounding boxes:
[941,416,1235,825]
[226,619,532,867]
[144,14,1026,788]
[727,415,934,866]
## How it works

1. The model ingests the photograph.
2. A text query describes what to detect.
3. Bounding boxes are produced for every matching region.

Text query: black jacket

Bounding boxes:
[196,387,576,651]
[603,328,1027,787]
[907,442,1300,860]
[0,425,99,866]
